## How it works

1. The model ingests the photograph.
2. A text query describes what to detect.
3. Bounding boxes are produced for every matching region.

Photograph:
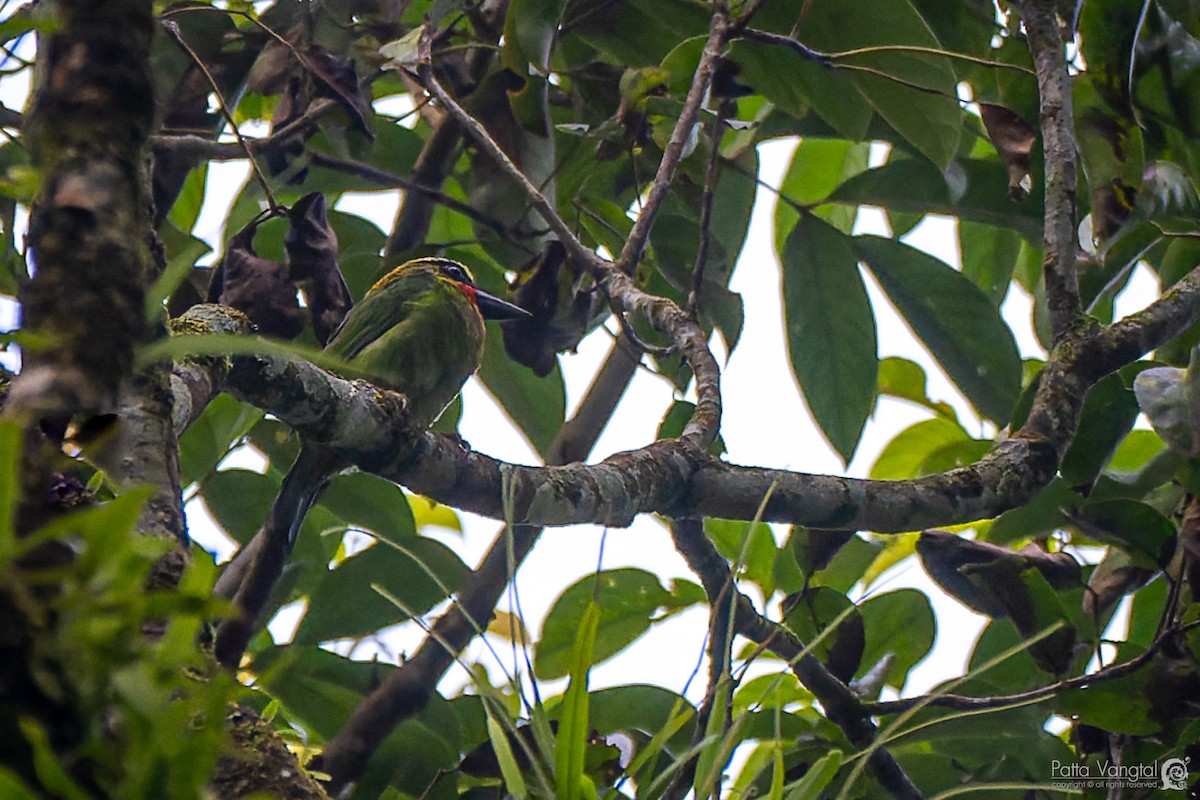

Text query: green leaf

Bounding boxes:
[504,0,567,72]
[987,479,1081,545]
[1059,372,1140,486]
[775,138,870,247]
[1056,687,1159,735]
[295,537,470,644]
[795,0,960,168]
[959,221,1022,304]
[781,216,878,462]
[1068,499,1177,568]
[477,332,566,457]
[705,518,778,598]
[318,471,416,545]
[728,40,872,141]
[536,569,692,680]
[588,685,695,757]
[857,589,936,689]
[178,394,264,486]
[254,645,392,739]
[0,419,19,561]
[200,469,279,544]
[831,158,1043,237]
[167,164,208,234]
[783,749,842,799]
[782,587,864,682]
[556,602,599,800]
[486,710,528,800]
[877,356,959,419]
[870,418,974,480]
[854,234,1022,423]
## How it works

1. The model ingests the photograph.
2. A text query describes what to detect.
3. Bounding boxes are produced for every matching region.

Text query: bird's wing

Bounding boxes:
[323,270,431,360]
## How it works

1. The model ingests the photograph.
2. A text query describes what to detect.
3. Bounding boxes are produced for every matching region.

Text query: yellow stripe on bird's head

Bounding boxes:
[371,257,530,322]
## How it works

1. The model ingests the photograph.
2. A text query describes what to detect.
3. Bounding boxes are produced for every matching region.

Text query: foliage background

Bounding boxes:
[3,0,1200,798]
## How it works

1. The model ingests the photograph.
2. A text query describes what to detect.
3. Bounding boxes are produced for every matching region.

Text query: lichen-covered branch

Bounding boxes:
[1016,0,1080,342]
[206,257,1200,530]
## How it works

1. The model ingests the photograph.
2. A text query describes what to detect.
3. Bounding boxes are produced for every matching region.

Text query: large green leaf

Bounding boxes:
[727,39,872,142]
[831,158,1043,237]
[774,138,870,247]
[705,518,778,598]
[870,418,976,480]
[535,568,698,680]
[856,589,936,689]
[1059,371,1140,487]
[178,395,264,486]
[795,0,961,168]
[781,216,878,462]
[294,537,470,644]
[317,471,416,545]
[853,234,1022,423]
[958,221,1022,305]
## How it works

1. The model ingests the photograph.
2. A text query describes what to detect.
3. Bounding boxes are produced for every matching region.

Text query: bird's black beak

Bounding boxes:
[475,289,531,321]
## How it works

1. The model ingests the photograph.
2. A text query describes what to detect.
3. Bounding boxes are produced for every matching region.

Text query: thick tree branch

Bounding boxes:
[202,258,1200,531]
[1017,0,1080,342]
[7,0,156,421]
[670,520,922,800]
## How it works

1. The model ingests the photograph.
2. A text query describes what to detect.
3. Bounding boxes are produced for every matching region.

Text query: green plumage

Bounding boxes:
[213,257,527,667]
[325,259,486,426]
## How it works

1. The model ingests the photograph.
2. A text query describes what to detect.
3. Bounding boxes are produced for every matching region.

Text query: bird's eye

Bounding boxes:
[440,262,471,284]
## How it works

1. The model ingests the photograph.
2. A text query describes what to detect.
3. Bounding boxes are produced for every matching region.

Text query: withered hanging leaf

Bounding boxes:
[502,241,606,377]
[979,103,1037,202]
[285,193,351,346]
[917,529,1080,616]
[1082,547,1157,622]
[210,218,305,340]
[264,74,312,181]
[300,43,373,138]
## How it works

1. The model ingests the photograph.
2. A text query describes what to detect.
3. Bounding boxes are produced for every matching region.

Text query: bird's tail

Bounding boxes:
[212,445,338,667]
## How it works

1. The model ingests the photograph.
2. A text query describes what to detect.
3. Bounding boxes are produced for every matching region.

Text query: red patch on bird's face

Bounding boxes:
[454,281,478,305]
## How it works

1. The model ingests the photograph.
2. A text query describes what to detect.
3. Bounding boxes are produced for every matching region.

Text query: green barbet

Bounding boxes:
[213,257,528,666]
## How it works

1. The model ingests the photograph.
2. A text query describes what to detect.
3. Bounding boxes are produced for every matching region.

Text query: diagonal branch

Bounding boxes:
[670,519,922,800]
[615,2,731,274]
[416,23,602,275]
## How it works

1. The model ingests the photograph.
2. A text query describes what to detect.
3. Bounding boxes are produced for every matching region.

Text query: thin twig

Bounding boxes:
[826,43,1036,73]
[735,27,831,65]
[865,619,1200,715]
[616,3,732,274]
[161,19,280,213]
[415,23,602,275]
[688,107,726,316]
